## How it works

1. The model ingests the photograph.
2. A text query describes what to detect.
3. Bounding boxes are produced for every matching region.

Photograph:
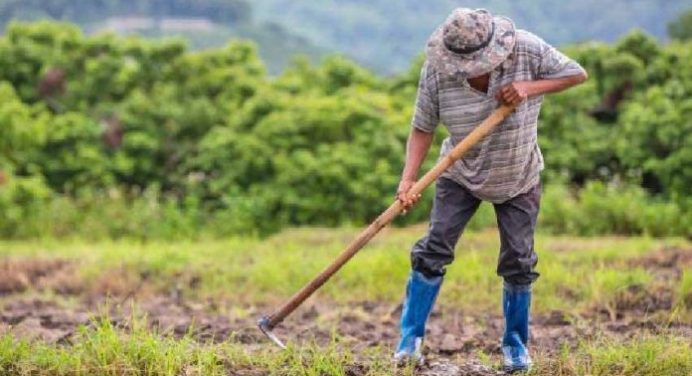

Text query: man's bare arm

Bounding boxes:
[397,128,435,210]
[496,72,588,105]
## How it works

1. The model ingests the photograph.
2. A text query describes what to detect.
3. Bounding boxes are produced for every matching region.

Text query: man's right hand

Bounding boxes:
[396,179,421,213]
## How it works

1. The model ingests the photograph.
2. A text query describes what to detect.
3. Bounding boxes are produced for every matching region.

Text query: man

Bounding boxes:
[394,8,587,372]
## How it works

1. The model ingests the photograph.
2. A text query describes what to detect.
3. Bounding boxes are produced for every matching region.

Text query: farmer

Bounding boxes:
[394,8,587,371]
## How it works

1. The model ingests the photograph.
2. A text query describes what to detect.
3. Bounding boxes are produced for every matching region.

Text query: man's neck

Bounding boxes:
[467,73,491,94]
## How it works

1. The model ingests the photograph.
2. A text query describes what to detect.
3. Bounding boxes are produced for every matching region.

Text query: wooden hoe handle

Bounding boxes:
[258,104,516,345]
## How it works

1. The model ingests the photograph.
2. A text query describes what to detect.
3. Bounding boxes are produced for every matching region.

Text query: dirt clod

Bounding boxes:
[0,258,72,295]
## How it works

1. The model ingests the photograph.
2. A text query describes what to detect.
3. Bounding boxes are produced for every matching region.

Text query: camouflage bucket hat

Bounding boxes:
[426,8,516,78]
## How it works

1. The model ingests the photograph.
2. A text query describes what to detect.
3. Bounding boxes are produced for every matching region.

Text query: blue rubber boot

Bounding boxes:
[394,271,442,365]
[502,282,533,373]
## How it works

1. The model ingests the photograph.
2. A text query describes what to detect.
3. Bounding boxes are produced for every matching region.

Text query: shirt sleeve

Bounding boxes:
[411,61,440,133]
[536,38,586,79]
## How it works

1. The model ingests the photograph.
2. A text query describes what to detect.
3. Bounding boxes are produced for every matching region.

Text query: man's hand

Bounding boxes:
[496,81,533,106]
[496,74,589,106]
[397,179,421,214]
[398,128,434,214]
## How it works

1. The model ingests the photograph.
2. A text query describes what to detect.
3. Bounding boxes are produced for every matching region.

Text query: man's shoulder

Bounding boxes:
[417,61,436,87]
[514,29,549,54]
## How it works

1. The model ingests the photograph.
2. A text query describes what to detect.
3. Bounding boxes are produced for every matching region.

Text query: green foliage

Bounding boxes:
[0,82,47,166]
[537,32,691,203]
[617,85,692,200]
[540,182,691,237]
[0,22,689,239]
[0,175,51,238]
[615,30,661,66]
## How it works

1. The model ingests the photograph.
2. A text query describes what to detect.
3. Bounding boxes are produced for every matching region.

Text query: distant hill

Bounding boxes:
[251,0,692,73]
[1,0,690,74]
[84,15,325,74]
[0,0,325,74]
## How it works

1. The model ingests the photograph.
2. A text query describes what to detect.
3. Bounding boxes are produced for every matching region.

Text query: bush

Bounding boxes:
[0,23,688,239]
[0,174,52,238]
[540,181,691,237]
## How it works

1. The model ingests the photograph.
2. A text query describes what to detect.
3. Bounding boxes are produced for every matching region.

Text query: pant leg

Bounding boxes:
[493,183,541,285]
[411,177,481,278]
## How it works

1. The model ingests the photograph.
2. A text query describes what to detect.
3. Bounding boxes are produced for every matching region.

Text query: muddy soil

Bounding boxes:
[1,295,689,375]
[0,247,690,375]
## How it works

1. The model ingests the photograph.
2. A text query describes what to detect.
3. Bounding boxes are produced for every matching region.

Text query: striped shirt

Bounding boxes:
[412,30,586,203]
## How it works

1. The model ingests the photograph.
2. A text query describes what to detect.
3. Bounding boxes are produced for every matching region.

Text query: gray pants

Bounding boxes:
[411,177,540,285]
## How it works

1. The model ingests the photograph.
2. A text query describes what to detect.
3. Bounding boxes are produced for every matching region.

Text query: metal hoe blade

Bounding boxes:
[257,316,286,349]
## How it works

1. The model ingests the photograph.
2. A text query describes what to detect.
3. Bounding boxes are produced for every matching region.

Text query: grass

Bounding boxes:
[0,226,690,375]
[0,314,406,376]
[0,320,689,375]
[0,227,685,314]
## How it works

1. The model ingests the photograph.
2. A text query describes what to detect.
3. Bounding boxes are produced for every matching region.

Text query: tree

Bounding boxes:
[668,9,692,41]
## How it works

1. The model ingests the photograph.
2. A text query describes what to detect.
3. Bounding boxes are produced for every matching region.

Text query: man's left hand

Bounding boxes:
[496,81,533,106]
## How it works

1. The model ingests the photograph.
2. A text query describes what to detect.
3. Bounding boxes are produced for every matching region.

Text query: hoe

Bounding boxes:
[258,104,516,348]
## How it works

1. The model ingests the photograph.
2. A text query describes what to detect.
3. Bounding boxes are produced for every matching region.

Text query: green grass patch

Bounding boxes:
[0,316,407,376]
[0,320,689,375]
[540,335,692,376]
[0,228,687,316]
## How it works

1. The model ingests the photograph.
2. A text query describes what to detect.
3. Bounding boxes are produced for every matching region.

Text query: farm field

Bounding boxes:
[0,226,690,375]
[1,2,691,376]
